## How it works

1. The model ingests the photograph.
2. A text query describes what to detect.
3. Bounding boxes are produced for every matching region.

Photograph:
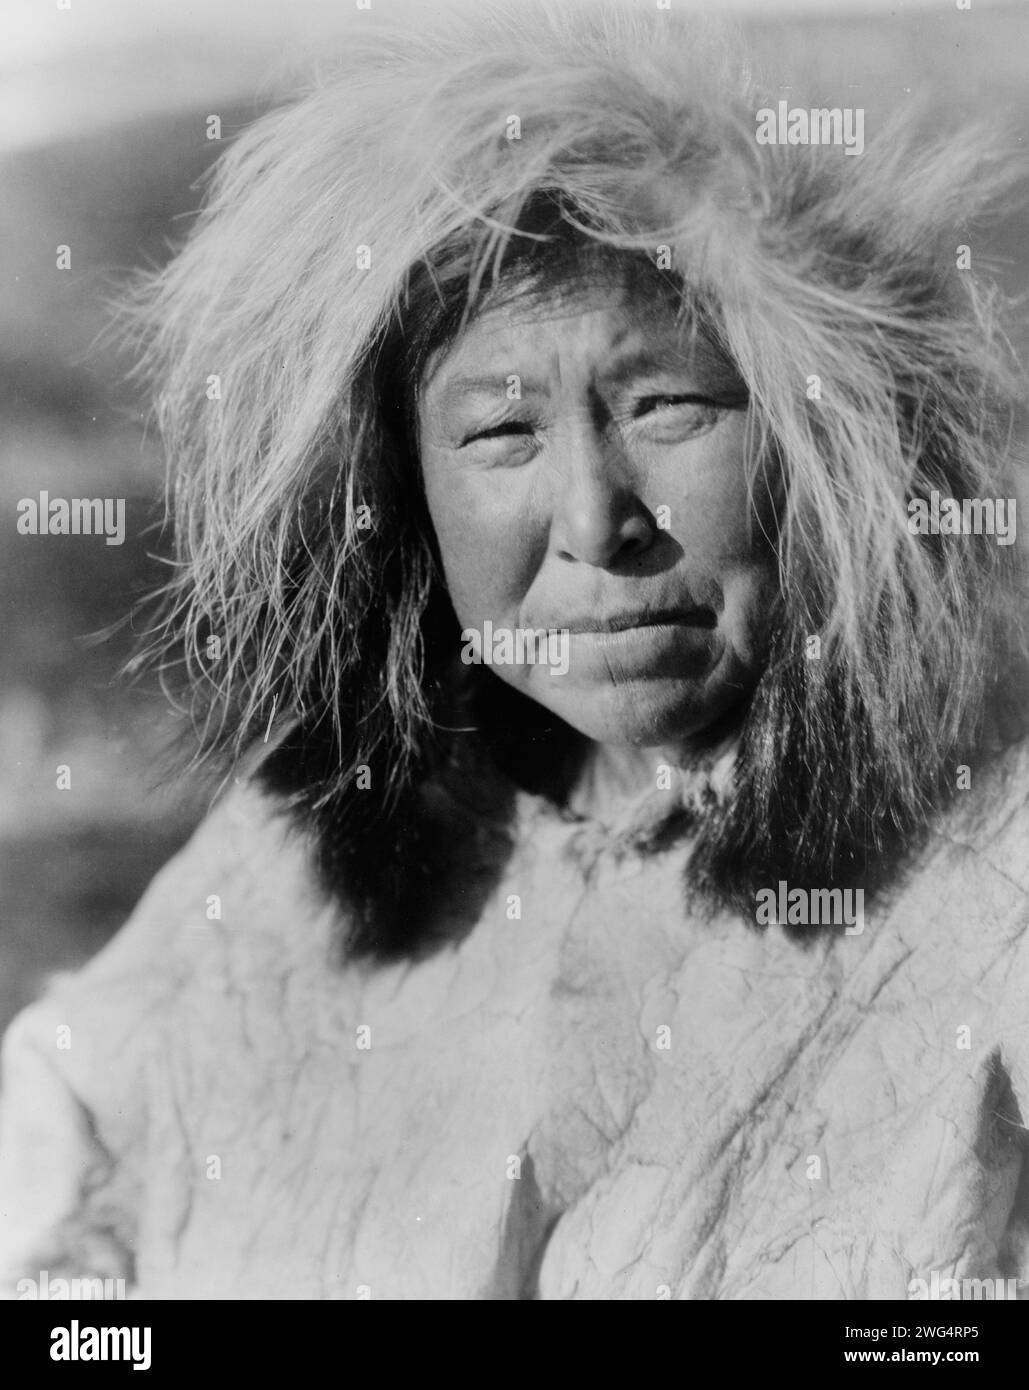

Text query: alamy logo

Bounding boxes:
[755,101,865,156]
[50,1320,151,1372]
[755,880,864,934]
[16,492,125,546]
[461,621,570,676]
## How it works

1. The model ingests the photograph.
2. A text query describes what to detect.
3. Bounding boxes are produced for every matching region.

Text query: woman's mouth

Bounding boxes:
[562,612,721,679]
[562,605,718,635]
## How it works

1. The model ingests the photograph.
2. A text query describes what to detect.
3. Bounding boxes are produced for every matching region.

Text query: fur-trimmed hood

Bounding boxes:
[123,0,1027,955]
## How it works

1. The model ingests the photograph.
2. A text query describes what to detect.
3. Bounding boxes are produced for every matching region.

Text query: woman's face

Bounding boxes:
[416,274,778,749]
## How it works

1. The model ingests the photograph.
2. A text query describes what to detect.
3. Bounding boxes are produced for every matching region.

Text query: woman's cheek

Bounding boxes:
[652,418,754,556]
[722,561,779,670]
[428,481,536,627]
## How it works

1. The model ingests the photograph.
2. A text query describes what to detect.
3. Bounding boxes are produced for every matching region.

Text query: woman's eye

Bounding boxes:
[461,421,534,447]
[635,394,716,417]
[630,394,739,441]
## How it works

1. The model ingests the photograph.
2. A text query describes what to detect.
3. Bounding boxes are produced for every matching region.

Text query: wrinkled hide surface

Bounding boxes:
[1,748,1028,1300]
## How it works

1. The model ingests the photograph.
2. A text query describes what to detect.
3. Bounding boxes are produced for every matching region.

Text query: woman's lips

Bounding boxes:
[562,605,718,635]
[564,615,721,677]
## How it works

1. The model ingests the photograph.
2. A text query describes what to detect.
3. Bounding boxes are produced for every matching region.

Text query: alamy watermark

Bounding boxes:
[908,491,1016,546]
[755,101,865,156]
[755,880,865,934]
[460,621,570,676]
[16,492,126,546]
[908,1272,1019,1301]
[17,1269,126,1300]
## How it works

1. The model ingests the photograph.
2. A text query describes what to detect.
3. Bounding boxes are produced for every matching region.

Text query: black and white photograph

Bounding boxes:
[0,0,1027,1338]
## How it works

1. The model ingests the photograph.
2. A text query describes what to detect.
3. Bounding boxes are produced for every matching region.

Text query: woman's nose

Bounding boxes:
[548,421,655,568]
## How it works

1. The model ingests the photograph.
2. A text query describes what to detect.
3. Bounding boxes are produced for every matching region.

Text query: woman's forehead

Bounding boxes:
[420,275,734,397]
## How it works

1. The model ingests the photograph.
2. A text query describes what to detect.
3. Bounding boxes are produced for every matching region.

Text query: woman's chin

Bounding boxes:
[535,675,745,750]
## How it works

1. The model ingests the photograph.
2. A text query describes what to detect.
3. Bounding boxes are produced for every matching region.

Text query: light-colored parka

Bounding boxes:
[1,742,1027,1299]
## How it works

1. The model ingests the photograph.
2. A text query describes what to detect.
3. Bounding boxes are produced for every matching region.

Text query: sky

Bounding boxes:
[3,0,1023,150]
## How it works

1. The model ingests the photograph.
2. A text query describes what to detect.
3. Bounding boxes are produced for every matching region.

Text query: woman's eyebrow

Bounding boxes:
[434,374,546,409]
[599,344,696,385]
[603,341,747,396]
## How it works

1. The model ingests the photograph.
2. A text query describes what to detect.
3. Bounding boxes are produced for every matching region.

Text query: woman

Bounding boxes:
[1,2,1027,1299]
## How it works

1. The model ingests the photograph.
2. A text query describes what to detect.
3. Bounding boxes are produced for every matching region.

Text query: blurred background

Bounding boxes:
[1,0,1027,1034]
